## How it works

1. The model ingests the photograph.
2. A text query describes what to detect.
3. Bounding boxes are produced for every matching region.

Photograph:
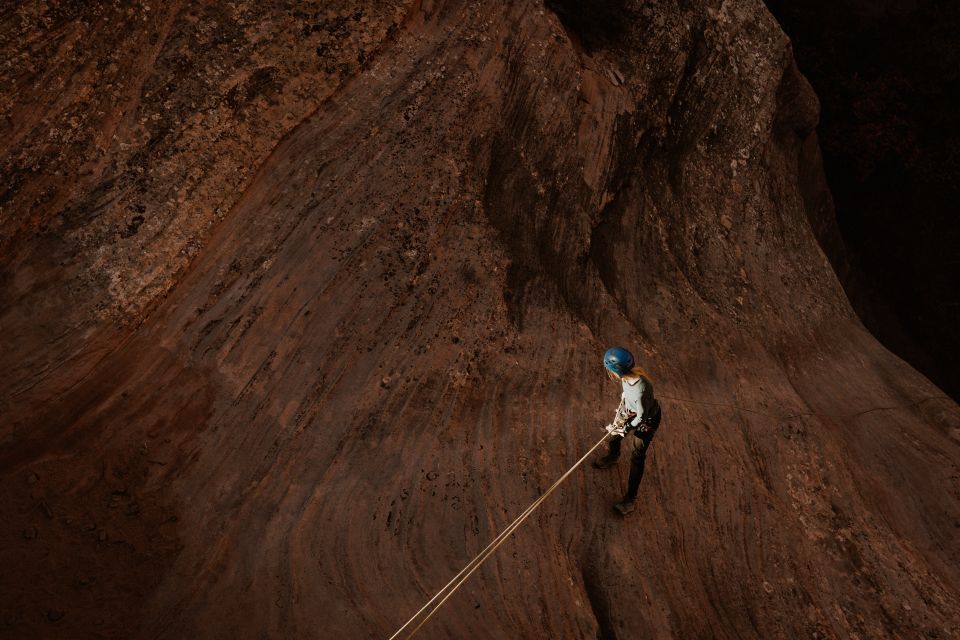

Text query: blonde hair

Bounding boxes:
[607,365,652,382]
[627,365,650,380]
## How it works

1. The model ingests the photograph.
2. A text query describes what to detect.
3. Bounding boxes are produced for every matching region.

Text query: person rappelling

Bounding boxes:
[388,349,666,637]
[593,346,663,515]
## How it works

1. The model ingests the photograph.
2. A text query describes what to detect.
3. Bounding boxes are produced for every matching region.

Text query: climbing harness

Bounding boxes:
[387,430,613,640]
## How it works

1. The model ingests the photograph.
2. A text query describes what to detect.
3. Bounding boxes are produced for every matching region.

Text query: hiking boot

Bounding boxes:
[591,454,620,469]
[613,497,636,515]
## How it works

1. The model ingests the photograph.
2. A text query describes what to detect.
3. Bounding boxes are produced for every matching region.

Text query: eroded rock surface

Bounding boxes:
[2,1,958,638]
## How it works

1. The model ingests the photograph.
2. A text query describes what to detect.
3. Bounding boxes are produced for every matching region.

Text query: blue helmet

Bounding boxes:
[603,347,634,375]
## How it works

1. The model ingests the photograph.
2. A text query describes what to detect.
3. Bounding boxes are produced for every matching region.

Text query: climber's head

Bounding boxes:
[603,347,634,377]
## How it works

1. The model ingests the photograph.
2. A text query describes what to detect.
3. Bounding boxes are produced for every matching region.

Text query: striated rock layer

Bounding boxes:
[2,1,959,638]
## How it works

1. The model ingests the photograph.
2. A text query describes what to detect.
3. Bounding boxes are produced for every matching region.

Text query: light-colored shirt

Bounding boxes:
[621,375,656,427]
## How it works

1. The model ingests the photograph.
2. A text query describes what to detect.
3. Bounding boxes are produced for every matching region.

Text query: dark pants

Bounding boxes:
[607,409,661,499]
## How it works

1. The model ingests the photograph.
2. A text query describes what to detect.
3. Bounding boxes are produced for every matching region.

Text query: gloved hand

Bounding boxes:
[633,416,653,433]
[605,422,627,437]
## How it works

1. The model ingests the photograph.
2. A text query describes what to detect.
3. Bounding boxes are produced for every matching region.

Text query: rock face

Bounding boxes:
[1,1,958,639]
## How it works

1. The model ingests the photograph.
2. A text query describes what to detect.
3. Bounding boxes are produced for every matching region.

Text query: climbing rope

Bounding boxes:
[387,431,612,640]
